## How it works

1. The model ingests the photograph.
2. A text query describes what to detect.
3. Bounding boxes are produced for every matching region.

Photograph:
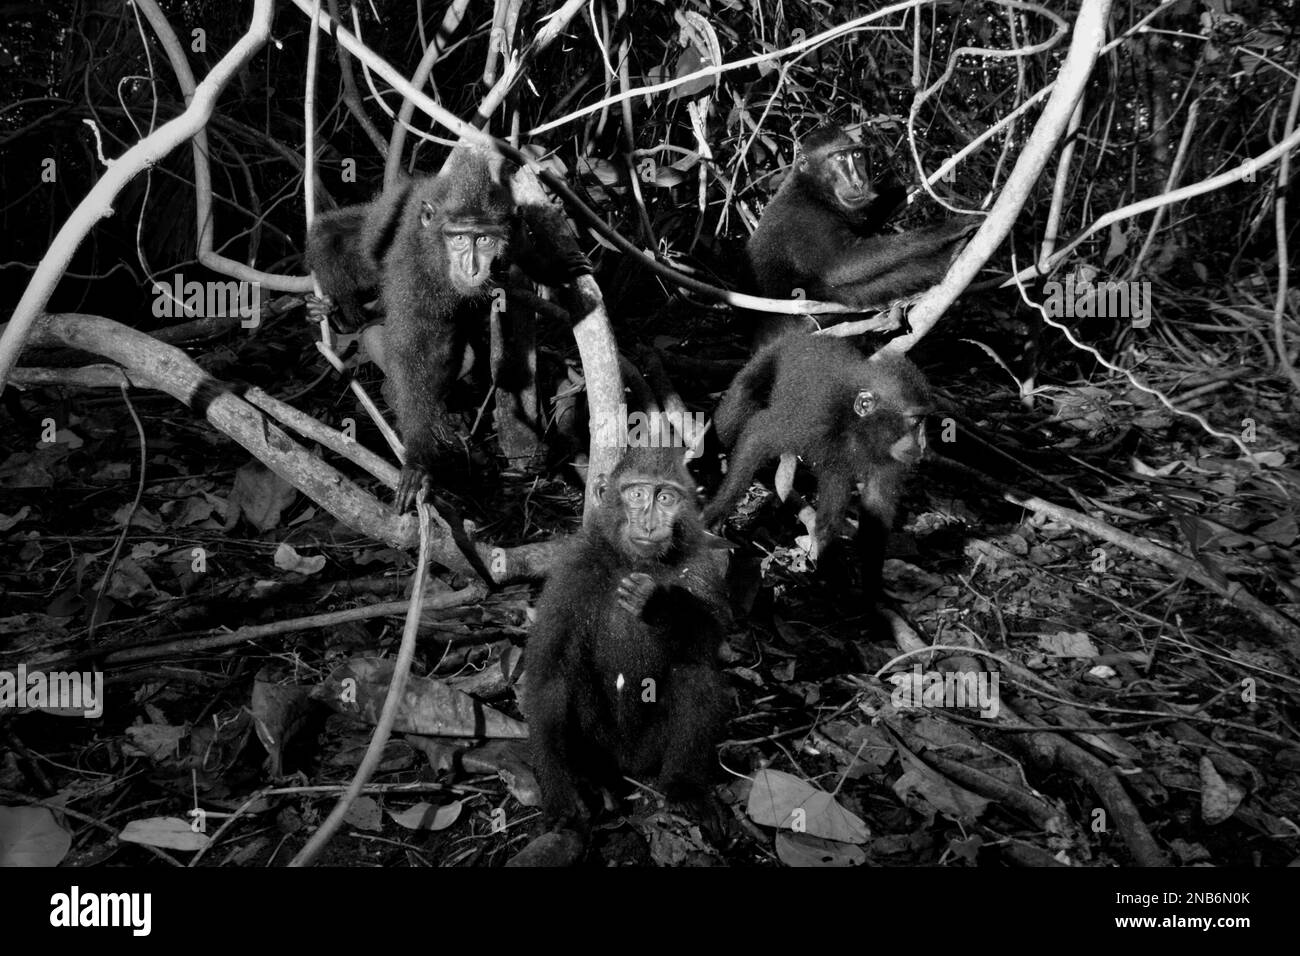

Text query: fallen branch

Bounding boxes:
[18,313,559,581]
[290,497,438,867]
[1009,492,1300,662]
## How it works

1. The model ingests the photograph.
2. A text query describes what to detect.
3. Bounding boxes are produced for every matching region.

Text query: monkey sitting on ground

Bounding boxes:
[746,125,974,342]
[523,444,730,832]
[306,148,591,510]
[703,332,931,598]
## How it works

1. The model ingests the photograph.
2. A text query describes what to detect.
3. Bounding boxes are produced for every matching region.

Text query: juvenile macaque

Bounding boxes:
[523,445,729,831]
[305,148,591,509]
[704,332,930,595]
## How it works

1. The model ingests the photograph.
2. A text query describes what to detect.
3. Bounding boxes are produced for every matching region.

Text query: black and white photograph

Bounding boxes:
[0,0,1296,904]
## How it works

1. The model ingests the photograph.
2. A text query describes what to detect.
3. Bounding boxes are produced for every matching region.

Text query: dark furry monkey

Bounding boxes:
[747,125,973,339]
[704,332,931,594]
[523,444,729,832]
[306,148,591,509]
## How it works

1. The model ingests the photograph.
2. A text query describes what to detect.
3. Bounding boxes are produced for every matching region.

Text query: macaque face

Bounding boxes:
[423,202,509,292]
[888,409,928,464]
[853,389,929,465]
[618,478,686,557]
[823,144,873,211]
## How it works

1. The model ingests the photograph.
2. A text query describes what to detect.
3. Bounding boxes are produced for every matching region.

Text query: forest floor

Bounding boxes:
[2,298,1298,868]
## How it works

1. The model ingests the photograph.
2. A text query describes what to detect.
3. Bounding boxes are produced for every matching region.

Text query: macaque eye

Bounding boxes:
[420,202,435,227]
[448,234,470,249]
[656,489,681,507]
[624,486,649,505]
[853,390,878,417]
[476,235,495,248]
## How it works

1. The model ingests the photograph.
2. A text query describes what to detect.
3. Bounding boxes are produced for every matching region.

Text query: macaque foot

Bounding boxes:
[395,463,430,513]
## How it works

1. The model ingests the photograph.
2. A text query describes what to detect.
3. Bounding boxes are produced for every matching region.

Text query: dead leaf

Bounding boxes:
[388,800,462,831]
[251,667,314,777]
[106,558,157,603]
[273,542,326,575]
[228,461,297,532]
[172,492,221,527]
[1199,756,1245,824]
[1037,631,1099,658]
[0,506,31,531]
[312,658,527,738]
[119,817,210,852]
[124,718,187,762]
[344,797,383,832]
[746,769,869,843]
[775,831,867,866]
[1255,515,1297,546]
[893,749,990,823]
[0,806,72,866]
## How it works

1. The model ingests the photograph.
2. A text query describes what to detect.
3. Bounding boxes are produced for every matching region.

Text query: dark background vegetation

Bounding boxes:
[0,0,1297,868]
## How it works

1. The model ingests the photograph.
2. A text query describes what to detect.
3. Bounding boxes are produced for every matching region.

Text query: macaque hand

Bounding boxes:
[617,572,657,617]
[305,292,335,323]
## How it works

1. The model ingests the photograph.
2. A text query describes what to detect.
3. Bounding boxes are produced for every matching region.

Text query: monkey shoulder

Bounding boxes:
[307,206,368,253]
[533,534,623,617]
[752,221,850,291]
[527,538,609,675]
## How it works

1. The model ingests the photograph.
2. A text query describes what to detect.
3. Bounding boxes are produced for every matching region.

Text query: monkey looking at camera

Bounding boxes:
[306,148,591,510]
[523,444,730,833]
[703,332,931,598]
[746,125,974,341]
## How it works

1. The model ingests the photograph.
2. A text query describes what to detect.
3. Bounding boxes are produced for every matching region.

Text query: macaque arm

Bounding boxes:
[813,460,855,552]
[657,660,726,799]
[525,569,591,828]
[515,203,592,284]
[385,311,459,469]
[857,467,903,534]
[639,584,726,660]
[818,221,975,293]
[853,468,905,599]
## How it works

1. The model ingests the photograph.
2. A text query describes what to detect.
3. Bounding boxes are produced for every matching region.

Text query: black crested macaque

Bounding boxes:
[307,148,591,510]
[524,444,729,832]
[747,125,973,338]
[703,332,930,596]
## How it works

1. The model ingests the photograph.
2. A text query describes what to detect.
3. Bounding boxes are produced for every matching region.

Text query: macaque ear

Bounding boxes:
[420,201,436,227]
[853,389,878,417]
[594,475,610,503]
